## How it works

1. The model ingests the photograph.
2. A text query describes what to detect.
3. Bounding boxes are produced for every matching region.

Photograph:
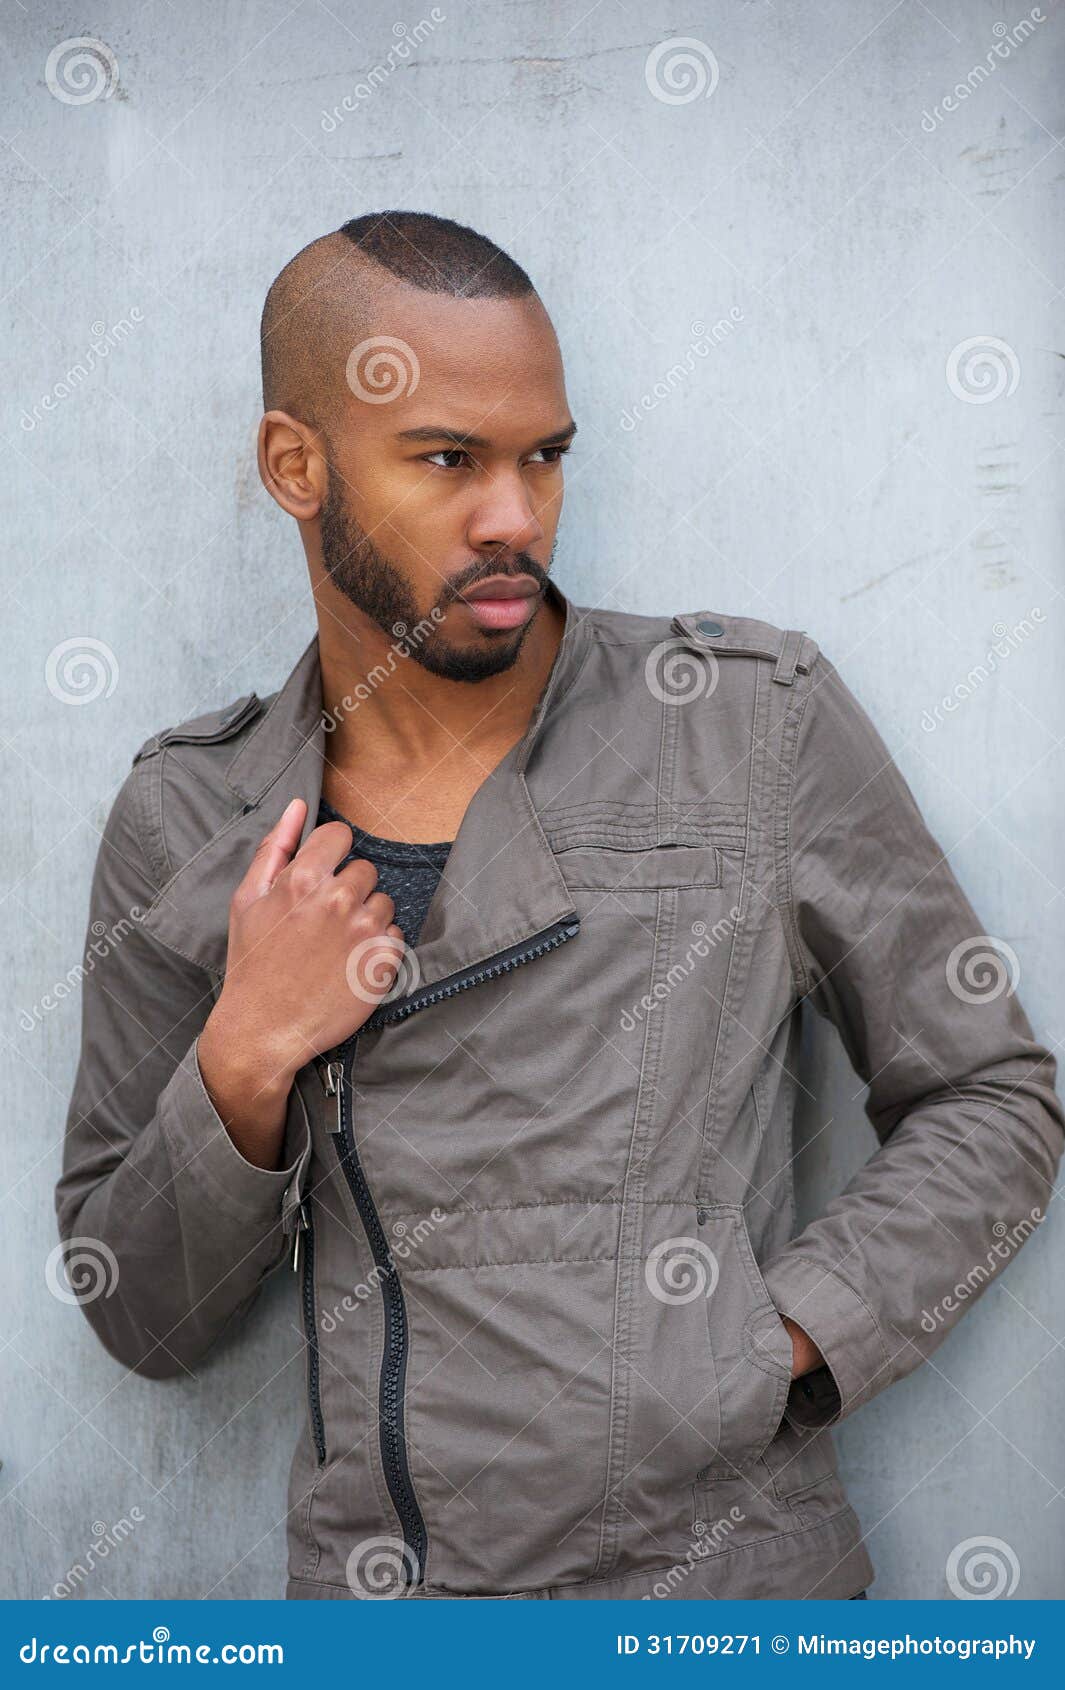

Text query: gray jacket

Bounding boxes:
[56,583,1064,1600]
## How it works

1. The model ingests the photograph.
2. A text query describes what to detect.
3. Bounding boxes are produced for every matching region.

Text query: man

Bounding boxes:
[56,211,1063,1602]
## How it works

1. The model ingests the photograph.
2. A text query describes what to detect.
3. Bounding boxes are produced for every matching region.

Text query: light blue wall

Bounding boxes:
[3,0,1062,1600]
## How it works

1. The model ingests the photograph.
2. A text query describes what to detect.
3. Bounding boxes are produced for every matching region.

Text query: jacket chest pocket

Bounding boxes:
[552,841,722,892]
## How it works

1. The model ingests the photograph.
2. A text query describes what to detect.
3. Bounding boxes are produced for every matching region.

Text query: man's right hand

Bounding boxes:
[197,797,405,1167]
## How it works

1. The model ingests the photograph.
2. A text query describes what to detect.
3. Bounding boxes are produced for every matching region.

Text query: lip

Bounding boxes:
[457,574,541,632]
[460,574,540,603]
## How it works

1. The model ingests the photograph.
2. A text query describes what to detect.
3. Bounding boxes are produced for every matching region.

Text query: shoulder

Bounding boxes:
[580,601,822,686]
[121,690,270,887]
[130,690,265,766]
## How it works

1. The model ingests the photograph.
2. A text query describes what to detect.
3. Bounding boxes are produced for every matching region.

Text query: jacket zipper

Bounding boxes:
[293,1200,326,1466]
[316,913,580,1588]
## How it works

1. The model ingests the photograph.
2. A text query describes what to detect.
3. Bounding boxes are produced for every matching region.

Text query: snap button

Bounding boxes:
[696,618,724,637]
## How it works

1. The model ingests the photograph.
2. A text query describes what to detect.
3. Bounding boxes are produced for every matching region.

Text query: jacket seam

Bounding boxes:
[128,756,168,891]
[774,673,818,1003]
[401,1254,621,1272]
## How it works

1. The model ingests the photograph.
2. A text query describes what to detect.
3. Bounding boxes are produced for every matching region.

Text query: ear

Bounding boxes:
[258,410,326,520]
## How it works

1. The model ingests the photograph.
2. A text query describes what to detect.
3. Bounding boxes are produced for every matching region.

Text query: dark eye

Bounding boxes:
[532,444,571,465]
[424,448,470,469]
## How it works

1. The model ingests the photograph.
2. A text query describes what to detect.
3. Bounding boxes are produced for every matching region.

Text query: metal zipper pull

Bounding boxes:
[291,1200,309,1273]
[320,1059,344,1134]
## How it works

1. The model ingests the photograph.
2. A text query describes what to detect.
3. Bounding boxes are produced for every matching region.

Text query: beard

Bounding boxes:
[318,477,551,684]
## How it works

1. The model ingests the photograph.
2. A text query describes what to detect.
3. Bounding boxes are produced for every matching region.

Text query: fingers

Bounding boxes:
[236,798,307,904]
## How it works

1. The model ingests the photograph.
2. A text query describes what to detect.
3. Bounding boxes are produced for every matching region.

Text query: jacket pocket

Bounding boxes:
[554,842,722,891]
[695,1204,794,1480]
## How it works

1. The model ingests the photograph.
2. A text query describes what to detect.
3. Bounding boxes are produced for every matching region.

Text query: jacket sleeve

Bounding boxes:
[761,649,1064,1430]
[54,758,311,1379]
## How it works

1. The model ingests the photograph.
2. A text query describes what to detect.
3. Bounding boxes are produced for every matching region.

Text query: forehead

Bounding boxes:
[339,285,568,436]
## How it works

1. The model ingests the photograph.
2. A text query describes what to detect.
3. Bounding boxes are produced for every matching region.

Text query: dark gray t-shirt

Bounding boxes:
[318,796,453,948]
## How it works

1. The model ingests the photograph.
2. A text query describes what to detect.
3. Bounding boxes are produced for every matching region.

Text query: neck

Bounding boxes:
[316,586,567,772]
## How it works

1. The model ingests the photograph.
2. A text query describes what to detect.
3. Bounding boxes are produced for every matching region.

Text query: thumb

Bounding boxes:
[237,798,307,903]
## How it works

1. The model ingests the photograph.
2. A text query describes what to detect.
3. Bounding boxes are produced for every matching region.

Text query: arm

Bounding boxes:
[762,650,1064,1429]
[55,769,404,1380]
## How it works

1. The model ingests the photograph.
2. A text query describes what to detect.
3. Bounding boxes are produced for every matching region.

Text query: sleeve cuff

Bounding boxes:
[159,1039,311,1228]
[761,1249,894,1429]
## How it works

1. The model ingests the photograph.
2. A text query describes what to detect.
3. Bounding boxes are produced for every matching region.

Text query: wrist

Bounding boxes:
[198,1002,301,1104]
[782,1315,824,1379]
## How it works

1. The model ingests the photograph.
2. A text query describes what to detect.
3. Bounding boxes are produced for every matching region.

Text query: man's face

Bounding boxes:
[314,286,575,683]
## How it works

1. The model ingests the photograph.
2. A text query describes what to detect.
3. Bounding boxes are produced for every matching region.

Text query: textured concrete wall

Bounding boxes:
[3,0,1062,1600]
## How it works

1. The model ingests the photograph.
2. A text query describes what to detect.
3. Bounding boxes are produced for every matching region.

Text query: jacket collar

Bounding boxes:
[140,579,594,987]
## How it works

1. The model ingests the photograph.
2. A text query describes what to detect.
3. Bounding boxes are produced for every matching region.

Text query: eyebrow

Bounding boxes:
[394,420,578,450]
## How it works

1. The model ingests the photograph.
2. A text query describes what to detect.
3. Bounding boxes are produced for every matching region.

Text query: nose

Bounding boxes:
[466,468,545,558]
